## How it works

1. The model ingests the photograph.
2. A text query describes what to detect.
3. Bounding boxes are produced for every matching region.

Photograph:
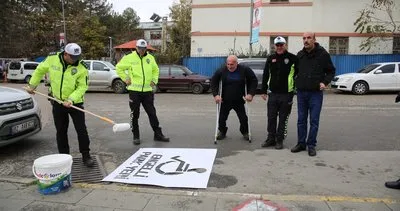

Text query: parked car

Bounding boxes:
[237,58,266,90]
[331,62,400,95]
[7,61,40,83]
[83,60,127,94]
[157,65,211,94]
[0,86,42,147]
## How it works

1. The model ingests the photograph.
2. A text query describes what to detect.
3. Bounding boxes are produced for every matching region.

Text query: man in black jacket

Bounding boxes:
[261,36,298,150]
[291,32,335,156]
[384,93,400,189]
[211,55,258,141]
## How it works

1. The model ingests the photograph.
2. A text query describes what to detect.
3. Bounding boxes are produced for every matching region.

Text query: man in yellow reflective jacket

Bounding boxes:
[116,39,169,145]
[26,43,94,167]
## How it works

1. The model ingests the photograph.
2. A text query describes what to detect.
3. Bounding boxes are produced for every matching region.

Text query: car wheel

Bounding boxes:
[112,79,126,94]
[192,83,204,94]
[24,75,31,83]
[352,81,368,95]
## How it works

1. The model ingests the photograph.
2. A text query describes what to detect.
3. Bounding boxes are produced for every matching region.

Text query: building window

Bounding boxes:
[270,36,288,53]
[150,31,162,40]
[393,35,400,54]
[329,37,349,55]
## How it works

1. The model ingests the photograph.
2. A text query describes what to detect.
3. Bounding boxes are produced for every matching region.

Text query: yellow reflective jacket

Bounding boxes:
[29,52,89,104]
[116,51,159,92]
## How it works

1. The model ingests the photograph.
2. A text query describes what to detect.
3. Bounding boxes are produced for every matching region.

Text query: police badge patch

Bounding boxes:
[146,58,150,64]
[71,68,77,75]
[284,58,289,64]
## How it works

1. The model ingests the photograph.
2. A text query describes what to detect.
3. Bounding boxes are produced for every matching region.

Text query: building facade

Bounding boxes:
[138,20,174,51]
[191,0,400,56]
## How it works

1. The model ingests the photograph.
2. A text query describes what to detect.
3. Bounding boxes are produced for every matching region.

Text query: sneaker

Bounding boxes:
[291,143,306,153]
[242,133,250,141]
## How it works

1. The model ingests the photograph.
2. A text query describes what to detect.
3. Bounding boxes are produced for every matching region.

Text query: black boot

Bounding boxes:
[385,179,400,189]
[275,139,283,150]
[132,125,141,145]
[82,152,94,167]
[291,143,306,153]
[242,133,250,141]
[154,127,170,142]
[133,137,141,145]
[216,127,227,140]
[261,136,276,148]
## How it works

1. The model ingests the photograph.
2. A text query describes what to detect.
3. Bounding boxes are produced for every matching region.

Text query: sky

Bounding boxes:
[108,0,175,22]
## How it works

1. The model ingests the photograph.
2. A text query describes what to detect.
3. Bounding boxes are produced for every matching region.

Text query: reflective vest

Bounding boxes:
[116,51,159,92]
[29,52,88,103]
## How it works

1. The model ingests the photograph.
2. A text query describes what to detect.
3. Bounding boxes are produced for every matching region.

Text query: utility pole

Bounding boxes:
[109,37,112,60]
[161,16,168,53]
[249,0,254,58]
[61,0,67,43]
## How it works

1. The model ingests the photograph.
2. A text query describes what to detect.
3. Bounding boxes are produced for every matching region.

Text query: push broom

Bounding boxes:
[24,87,130,133]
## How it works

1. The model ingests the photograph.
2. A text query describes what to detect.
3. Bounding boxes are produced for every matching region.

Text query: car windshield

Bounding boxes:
[103,61,116,69]
[357,64,379,73]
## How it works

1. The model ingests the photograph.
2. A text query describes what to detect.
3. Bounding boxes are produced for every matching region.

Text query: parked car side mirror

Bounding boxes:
[183,73,188,76]
[374,70,383,74]
[104,67,110,71]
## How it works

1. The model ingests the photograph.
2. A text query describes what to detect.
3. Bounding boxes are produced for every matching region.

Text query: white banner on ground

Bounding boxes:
[102,148,217,188]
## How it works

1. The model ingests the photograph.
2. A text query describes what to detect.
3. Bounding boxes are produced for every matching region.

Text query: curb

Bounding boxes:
[1,176,398,204]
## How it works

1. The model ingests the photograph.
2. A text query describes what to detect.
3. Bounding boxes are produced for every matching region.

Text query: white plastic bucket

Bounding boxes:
[32,154,73,195]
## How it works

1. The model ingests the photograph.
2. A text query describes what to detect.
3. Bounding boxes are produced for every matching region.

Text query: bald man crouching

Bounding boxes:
[211,55,258,141]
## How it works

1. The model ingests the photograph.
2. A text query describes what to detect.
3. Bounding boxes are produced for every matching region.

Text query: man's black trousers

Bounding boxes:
[52,102,91,154]
[267,92,294,141]
[129,91,160,138]
[218,101,248,135]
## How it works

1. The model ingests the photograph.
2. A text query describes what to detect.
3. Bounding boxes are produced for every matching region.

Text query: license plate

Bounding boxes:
[11,74,17,76]
[12,120,35,134]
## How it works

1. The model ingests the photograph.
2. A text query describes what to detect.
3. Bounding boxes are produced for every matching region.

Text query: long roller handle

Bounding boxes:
[24,87,115,125]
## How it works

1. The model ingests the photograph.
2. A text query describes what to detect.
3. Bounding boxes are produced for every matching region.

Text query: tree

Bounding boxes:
[354,0,399,51]
[168,0,192,58]
[0,0,142,59]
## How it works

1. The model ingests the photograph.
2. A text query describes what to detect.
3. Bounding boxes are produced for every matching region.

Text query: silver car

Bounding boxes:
[0,86,41,147]
[238,58,266,90]
[83,60,127,94]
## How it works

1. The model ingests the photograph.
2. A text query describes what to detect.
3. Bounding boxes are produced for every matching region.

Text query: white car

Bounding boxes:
[7,61,41,83]
[331,62,400,95]
[83,60,127,94]
[0,86,42,147]
[45,60,126,94]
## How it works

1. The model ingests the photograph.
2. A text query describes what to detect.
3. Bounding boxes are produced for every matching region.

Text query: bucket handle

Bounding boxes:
[32,165,68,181]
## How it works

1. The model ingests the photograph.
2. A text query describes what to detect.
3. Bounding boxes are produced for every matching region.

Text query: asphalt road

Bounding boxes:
[0,83,399,198]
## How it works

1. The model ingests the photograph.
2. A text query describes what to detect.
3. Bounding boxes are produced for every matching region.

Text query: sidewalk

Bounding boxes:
[1,177,399,211]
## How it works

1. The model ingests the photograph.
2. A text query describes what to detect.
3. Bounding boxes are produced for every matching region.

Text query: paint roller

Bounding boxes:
[23,87,130,133]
